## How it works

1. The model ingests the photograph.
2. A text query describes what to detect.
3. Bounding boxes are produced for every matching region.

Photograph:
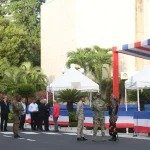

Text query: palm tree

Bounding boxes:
[20,62,48,91]
[57,89,81,112]
[1,66,23,95]
[66,48,91,73]
[86,46,112,91]
[66,46,112,93]
[1,61,48,96]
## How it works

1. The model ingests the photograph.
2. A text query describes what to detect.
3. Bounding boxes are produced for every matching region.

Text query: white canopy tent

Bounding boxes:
[125,64,150,111]
[46,66,99,105]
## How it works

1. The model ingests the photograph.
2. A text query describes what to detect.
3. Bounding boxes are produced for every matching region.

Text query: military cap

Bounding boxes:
[111,95,117,100]
[80,95,85,99]
[96,92,101,96]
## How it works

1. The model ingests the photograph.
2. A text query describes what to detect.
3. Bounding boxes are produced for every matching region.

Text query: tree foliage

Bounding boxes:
[66,48,91,73]
[0,1,48,97]
[0,58,10,78]
[127,89,150,110]
[88,46,112,89]
[0,0,46,66]
[57,89,81,112]
[16,84,36,103]
[0,61,48,96]
[66,46,112,94]
[0,17,29,66]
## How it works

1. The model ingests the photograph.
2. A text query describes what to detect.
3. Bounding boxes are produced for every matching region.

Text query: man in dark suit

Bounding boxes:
[44,99,50,131]
[0,95,10,131]
[38,99,46,131]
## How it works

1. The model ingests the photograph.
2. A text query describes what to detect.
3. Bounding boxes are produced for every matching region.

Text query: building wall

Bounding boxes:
[143,0,150,66]
[75,0,136,73]
[41,0,76,82]
[134,0,150,70]
[41,0,147,80]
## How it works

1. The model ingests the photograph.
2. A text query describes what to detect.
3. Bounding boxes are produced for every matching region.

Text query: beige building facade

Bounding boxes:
[41,0,150,81]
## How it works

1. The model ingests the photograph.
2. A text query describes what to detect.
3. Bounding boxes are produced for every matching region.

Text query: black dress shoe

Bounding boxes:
[53,130,59,132]
[21,128,26,131]
[109,137,117,141]
[77,138,82,141]
[32,128,37,131]
[14,135,22,138]
[4,129,8,132]
[81,137,88,141]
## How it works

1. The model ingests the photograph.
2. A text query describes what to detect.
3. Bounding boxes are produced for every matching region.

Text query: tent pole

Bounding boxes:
[53,91,55,101]
[137,89,140,111]
[52,91,55,106]
[88,93,90,105]
[125,88,127,111]
[46,90,48,103]
[125,88,129,134]
[46,85,49,103]
[89,92,92,107]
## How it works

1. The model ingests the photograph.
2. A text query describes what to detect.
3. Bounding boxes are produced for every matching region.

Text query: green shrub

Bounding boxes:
[128,89,150,110]
[69,112,77,123]
[57,89,81,112]
[70,122,77,127]
[48,98,53,107]
[16,84,36,103]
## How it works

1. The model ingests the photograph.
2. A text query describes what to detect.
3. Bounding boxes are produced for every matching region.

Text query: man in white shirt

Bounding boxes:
[19,98,26,131]
[28,99,38,131]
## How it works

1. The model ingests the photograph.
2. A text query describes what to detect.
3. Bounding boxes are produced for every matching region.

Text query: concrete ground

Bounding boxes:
[0,124,150,150]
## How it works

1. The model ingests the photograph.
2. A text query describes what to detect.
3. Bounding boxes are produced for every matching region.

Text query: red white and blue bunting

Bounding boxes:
[117,39,150,59]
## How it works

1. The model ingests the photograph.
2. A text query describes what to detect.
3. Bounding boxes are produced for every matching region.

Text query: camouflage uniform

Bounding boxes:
[12,100,22,136]
[91,98,106,141]
[76,100,84,138]
[108,99,118,141]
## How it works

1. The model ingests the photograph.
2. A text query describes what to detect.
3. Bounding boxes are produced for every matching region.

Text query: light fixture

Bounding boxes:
[61,68,67,73]
[79,68,84,73]
[70,64,76,68]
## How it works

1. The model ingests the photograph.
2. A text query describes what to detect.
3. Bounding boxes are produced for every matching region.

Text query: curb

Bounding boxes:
[7,123,150,140]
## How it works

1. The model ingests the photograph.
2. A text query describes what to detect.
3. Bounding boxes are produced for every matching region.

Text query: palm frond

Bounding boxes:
[57,89,81,103]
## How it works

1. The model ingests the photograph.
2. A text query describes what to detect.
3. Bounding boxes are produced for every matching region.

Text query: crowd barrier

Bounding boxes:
[0,104,140,130]
[1,104,150,135]
[74,104,137,128]
[144,104,150,111]
[26,106,69,126]
[134,111,150,133]
[25,104,136,128]
[80,110,134,128]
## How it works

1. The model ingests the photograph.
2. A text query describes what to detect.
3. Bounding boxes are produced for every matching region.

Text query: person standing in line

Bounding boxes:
[52,100,60,132]
[28,99,39,131]
[76,95,87,141]
[91,93,106,142]
[43,99,50,131]
[38,99,46,131]
[108,95,118,141]
[19,98,26,131]
[12,95,22,138]
[0,94,10,131]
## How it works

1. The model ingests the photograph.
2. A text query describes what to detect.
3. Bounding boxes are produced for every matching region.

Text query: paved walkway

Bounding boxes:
[7,123,150,140]
[0,125,150,150]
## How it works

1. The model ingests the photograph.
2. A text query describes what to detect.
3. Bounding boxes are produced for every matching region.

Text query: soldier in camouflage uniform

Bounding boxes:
[91,92,106,142]
[12,95,22,138]
[76,95,87,141]
[108,95,118,141]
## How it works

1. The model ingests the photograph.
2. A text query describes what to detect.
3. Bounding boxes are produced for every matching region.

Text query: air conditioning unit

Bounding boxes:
[121,72,129,80]
[121,71,138,80]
